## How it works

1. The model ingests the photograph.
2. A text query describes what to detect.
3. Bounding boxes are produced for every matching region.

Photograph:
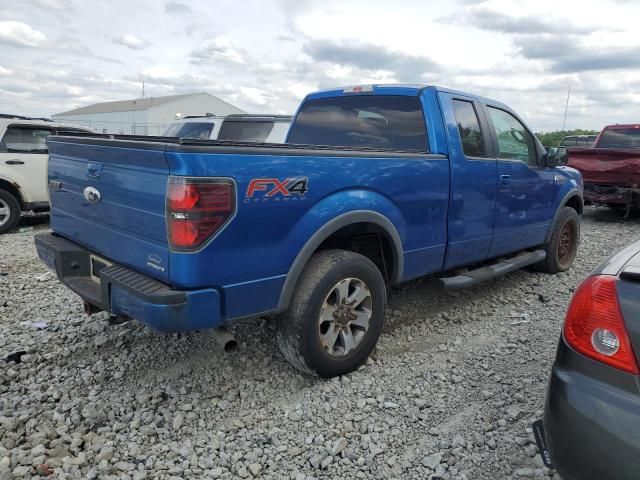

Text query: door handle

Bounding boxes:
[5,160,25,165]
[499,174,511,190]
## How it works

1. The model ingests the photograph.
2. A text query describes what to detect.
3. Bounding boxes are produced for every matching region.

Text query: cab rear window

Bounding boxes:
[287,95,427,152]
[597,128,640,149]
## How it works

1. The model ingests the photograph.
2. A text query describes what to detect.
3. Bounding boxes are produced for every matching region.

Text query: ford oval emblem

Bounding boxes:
[83,186,101,204]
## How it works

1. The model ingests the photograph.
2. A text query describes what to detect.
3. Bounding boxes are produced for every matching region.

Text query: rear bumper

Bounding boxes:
[583,182,640,205]
[543,338,640,480]
[35,233,222,332]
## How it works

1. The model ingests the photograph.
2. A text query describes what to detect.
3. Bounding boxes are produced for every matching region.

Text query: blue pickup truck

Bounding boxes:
[35,84,583,377]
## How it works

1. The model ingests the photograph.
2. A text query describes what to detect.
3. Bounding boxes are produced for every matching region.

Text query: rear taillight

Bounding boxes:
[563,275,639,374]
[166,177,235,251]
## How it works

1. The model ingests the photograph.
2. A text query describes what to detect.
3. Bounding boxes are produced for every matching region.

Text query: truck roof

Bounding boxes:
[602,124,640,130]
[0,117,95,131]
[304,84,510,110]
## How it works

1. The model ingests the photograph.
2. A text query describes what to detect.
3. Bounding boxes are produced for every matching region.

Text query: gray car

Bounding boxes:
[543,239,640,480]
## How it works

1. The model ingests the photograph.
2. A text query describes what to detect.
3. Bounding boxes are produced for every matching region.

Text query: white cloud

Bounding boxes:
[190,36,245,64]
[164,1,192,14]
[28,0,73,10]
[140,66,182,82]
[0,21,46,47]
[238,86,274,106]
[0,66,13,76]
[113,34,149,50]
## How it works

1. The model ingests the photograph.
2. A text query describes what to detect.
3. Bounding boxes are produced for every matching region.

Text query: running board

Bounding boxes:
[440,250,546,289]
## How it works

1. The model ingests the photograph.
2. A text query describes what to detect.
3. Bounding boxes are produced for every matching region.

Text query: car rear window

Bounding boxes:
[217,121,275,142]
[163,122,214,139]
[597,128,640,149]
[287,95,427,152]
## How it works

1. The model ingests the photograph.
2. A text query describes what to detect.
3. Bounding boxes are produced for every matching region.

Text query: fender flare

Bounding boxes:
[545,189,583,243]
[276,210,404,312]
[0,176,26,206]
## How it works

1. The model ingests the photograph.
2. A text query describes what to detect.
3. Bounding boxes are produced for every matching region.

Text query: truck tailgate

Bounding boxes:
[568,148,640,186]
[47,136,171,282]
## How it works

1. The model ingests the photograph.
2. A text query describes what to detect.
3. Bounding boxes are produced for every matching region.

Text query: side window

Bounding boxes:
[452,99,485,157]
[0,127,50,154]
[487,107,537,166]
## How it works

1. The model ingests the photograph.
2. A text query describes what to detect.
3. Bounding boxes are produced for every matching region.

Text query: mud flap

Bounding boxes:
[532,419,554,468]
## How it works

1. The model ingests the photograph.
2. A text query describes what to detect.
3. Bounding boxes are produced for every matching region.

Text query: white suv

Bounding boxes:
[0,114,94,233]
[163,114,292,143]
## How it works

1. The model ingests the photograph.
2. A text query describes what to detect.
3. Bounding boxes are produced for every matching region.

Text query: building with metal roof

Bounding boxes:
[52,92,245,135]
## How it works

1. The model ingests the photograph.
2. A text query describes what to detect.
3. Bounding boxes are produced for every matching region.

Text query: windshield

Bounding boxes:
[163,122,214,139]
[287,95,427,152]
[217,121,275,142]
[597,128,640,149]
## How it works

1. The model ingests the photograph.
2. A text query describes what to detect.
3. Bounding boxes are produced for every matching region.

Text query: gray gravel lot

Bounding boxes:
[1,208,639,480]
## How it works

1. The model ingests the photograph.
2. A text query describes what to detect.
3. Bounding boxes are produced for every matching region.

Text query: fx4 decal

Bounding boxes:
[245,177,309,203]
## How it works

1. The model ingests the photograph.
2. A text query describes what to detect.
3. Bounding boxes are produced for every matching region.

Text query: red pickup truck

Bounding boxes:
[567,124,640,217]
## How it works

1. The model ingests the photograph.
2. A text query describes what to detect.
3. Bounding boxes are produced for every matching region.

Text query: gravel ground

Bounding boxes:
[1,208,639,480]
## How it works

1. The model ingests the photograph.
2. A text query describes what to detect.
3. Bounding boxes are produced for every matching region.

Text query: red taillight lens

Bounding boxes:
[168,183,199,210]
[166,177,235,251]
[564,275,639,374]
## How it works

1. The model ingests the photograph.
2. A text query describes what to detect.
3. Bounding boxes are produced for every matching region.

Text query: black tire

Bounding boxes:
[0,189,21,234]
[533,207,579,273]
[276,249,386,378]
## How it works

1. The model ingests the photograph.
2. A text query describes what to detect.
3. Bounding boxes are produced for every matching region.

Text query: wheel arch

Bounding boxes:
[545,189,583,243]
[0,177,25,209]
[276,210,403,312]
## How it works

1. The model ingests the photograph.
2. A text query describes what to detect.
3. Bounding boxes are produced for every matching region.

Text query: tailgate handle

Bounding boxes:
[5,160,24,165]
[86,162,103,178]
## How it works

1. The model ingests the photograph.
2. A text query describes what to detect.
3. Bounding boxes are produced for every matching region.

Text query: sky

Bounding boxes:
[1,0,639,132]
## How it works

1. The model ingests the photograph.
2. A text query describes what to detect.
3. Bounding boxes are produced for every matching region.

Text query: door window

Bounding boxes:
[452,100,486,157]
[487,107,536,166]
[0,127,50,154]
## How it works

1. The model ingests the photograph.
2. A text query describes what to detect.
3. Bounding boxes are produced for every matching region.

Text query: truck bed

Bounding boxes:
[567,147,640,211]
[567,147,640,187]
[51,132,430,155]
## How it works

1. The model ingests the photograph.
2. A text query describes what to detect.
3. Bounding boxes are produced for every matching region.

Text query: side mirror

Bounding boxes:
[545,146,568,167]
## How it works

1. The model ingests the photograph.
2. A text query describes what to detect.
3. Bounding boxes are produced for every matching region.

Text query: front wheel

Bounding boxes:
[276,250,386,378]
[533,207,579,273]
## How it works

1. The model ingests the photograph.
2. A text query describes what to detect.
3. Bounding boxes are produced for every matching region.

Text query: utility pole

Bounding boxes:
[141,81,145,99]
[562,82,571,132]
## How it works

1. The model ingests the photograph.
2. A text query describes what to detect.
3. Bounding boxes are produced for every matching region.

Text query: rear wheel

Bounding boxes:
[533,207,579,273]
[276,249,386,378]
[0,190,21,234]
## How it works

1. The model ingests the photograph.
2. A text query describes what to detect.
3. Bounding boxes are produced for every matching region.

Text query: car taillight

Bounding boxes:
[563,275,639,374]
[166,177,235,251]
